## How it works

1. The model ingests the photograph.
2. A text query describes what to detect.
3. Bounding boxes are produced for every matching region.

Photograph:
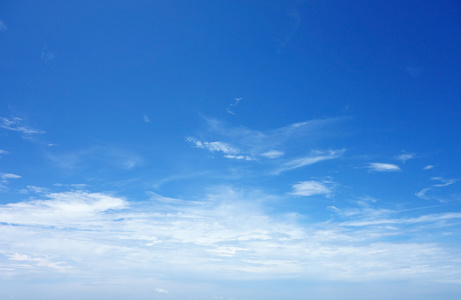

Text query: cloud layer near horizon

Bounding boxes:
[1,188,461,285]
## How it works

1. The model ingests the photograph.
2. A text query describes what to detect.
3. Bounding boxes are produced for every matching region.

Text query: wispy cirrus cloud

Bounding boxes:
[416,177,458,201]
[274,149,345,174]
[0,117,45,135]
[47,145,143,171]
[424,165,434,170]
[203,117,346,155]
[260,150,284,159]
[368,162,401,172]
[225,97,242,115]
[0,20,6,32]
[186,137,252,160]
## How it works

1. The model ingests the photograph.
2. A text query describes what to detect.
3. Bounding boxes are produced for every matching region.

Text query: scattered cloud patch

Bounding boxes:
[155,288,169,294]
[0,117,45,135]
[406,66,423,76]
[226,97,242,115]
[0,149,9,156]
[0,20,6,32]
[424,165,434,170]
[261,150,284,159]
[47,146,143,171]
[41,47,55,62]
[290,180,334,197]
[0,173,21,190]
[142,114,151,123]
[396,152,415,163]
[1,173,21,182]
[368,163,401,172]
[186,137,251,160]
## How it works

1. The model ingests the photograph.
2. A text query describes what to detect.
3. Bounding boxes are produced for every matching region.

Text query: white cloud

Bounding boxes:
[1,187,461,285]
[275,149,345,174]
[0,173,21,191]
[0,117,45,134]
[224,154,252,160]
[423,165,434,170]
[155,288,169,294]
[396,153,415,163]
[261,150,284,159]
[0,173,21,185]
[290,180,333,197]
[186,137,252,161]
[368,163,401,172]
[0,20,6,32]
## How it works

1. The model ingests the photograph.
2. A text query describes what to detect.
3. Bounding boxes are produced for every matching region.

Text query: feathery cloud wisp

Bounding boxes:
[0,20,6,32]
[226,97,242,115]
[186,137,252,160]
[416,177,458,200]
[261,150,284,159]
[368,163,401,172]
[0,117,45,134]
[275,149,345,174]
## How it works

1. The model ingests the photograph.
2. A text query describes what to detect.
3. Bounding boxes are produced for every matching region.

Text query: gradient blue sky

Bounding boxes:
[1,1,461,299]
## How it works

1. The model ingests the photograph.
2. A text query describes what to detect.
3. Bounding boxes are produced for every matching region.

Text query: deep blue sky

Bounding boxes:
[1,1,461,299]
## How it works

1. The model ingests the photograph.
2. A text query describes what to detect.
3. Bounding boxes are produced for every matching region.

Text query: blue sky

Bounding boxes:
[1,1,461,299]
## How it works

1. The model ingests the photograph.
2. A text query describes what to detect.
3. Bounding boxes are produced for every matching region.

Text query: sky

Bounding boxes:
[1,1,461,299]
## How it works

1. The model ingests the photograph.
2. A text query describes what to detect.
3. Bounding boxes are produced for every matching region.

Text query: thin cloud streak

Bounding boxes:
[186,137,252,160]
[0,20,6,31]
[368,163,401,172]
[416,177,458,200]
[0,117,45,135]
[274,149,345,174]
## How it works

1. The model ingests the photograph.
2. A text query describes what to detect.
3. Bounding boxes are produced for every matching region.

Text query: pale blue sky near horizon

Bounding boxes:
[1,1,461,299]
